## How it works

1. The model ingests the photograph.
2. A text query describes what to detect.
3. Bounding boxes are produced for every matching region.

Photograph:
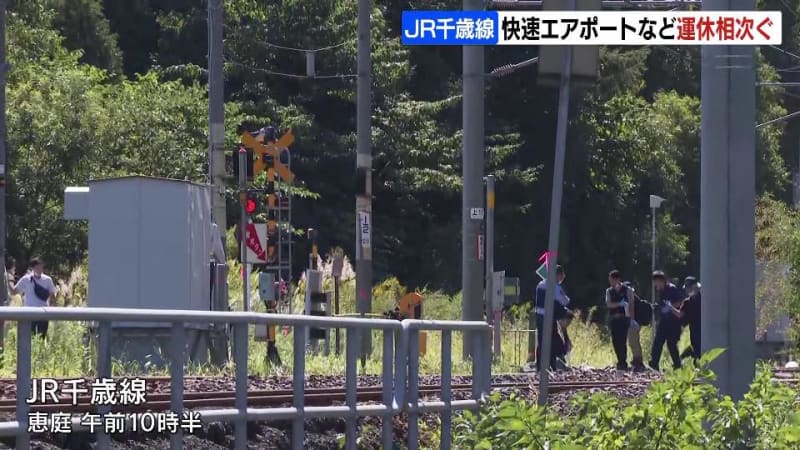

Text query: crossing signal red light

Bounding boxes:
[245,198,257,214]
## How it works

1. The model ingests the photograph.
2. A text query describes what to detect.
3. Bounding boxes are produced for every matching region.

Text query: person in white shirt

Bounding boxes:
[10,258,57,338]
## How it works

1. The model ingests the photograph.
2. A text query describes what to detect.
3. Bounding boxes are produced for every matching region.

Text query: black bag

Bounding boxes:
[634,294,653,326]
[32,277,50,301]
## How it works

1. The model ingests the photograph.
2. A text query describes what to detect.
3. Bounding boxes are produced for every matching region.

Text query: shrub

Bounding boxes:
[454,349,800,449]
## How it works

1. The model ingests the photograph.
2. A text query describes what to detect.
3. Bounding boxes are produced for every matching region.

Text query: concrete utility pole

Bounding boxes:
[0,0,6,333]
[208,0,227,235]
[355,0,373,358]
[0,0,6,277]
[537,0,576,408]
[462,0,486,359]
[700,0,756,400]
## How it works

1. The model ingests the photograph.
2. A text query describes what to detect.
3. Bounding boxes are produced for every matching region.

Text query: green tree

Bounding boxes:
[51,0,123,73]
[5,1,212,274]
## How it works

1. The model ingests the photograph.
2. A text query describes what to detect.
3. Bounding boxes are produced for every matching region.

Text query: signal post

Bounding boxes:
[235,126,296,365]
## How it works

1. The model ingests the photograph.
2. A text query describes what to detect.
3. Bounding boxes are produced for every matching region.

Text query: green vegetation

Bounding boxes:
[3,0,800,357]
[454,351,800,449]
[1,256,689,377]
[756,197,800,343]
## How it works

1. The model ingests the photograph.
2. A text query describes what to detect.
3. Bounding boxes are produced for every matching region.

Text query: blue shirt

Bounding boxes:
[658,283,685,315]
[534,280,570,321]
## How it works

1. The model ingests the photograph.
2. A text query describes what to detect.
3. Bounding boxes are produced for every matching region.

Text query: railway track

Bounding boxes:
[0,379,660,414]
[0,367,794,415]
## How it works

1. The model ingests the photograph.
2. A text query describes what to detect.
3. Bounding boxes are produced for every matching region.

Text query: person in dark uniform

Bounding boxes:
[534,265,571,371]
[679,276,702,361]
[605,270,631,370]
[605,271,645,371]
[648,270,686,371]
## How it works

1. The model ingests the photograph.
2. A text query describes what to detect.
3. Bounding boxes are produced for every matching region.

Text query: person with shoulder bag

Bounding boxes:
[605,271,645,371]
[10,258,57,338]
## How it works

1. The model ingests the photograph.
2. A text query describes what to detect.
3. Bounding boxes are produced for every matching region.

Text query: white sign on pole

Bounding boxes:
[470,207,485,220]
[359,211,371,249]
[492,271,505,311]
[245,223,268,263]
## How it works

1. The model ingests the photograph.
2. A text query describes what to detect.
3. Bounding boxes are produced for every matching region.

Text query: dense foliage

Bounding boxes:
[756,196,800,342]
[454,350,800,449]
[5,0,800,319]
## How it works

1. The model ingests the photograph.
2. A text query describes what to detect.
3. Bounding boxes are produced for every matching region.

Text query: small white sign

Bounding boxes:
[245,223,268,263]
[470,207,484,220]
[359,211,371,249]
[492,271,505,311]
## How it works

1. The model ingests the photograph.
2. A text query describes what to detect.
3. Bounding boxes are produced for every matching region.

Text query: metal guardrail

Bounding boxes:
[0,307,492,450]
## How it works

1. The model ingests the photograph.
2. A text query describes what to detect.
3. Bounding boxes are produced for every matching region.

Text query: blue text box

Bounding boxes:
[401,11,499,46]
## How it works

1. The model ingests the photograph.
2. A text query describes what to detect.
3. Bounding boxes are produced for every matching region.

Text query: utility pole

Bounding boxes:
[649,194,664,302]
[484,175,497,355]
[537,0,575,408]
[700,0,756,400]
[462,0,486,359]
[0,0,7,320]
[355,0,373,359]
[208,0,226,235]
[238,149,250,312]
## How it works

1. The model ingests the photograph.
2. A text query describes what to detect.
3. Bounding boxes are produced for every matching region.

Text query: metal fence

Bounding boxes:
[0,307,492,450]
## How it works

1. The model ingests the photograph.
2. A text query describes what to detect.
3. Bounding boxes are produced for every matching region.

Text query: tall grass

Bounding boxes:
[0,257,691,378]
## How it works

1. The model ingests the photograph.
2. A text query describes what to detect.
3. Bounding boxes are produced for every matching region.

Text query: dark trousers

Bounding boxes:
[32,321,48,338]
[650,315,681,370]
[681,323,701,360]
[535,314,563,370]
[609,316,630,367]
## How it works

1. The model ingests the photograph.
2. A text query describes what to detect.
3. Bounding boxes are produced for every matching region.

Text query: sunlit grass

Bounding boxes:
[0,258,692,379]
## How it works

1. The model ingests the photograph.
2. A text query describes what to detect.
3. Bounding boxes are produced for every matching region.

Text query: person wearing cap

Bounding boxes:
[648,270,686,371]
[533,264,571,371]
[680,277,702,361]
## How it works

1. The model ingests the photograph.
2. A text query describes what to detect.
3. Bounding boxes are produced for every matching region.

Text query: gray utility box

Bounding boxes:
[66,176,212,325]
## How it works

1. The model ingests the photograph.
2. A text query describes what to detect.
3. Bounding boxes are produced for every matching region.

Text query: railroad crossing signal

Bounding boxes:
[241,190,259,215]
[240,129,296,183]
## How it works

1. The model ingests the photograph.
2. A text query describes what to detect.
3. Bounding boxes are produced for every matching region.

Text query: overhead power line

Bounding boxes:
[227,60,356,80]
[257,41,351,53]
[757,109,800,128]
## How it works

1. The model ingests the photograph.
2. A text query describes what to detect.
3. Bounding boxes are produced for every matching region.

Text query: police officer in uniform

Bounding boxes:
[534,265,571,371]
[604,271,645,371]
[605,270,632,370]
[680,276,702,361]
[648,270,686,371]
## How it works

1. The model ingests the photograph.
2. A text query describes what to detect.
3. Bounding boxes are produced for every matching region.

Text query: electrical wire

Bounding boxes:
[757,109,800,128]
[768,45,800,65]
[256,40,351,53]
[777,0,799,20]
[223,26,353,53]
[227,60,356,79]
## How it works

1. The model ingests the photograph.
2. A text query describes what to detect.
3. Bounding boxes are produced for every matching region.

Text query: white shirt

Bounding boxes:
[14,273,56,307]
